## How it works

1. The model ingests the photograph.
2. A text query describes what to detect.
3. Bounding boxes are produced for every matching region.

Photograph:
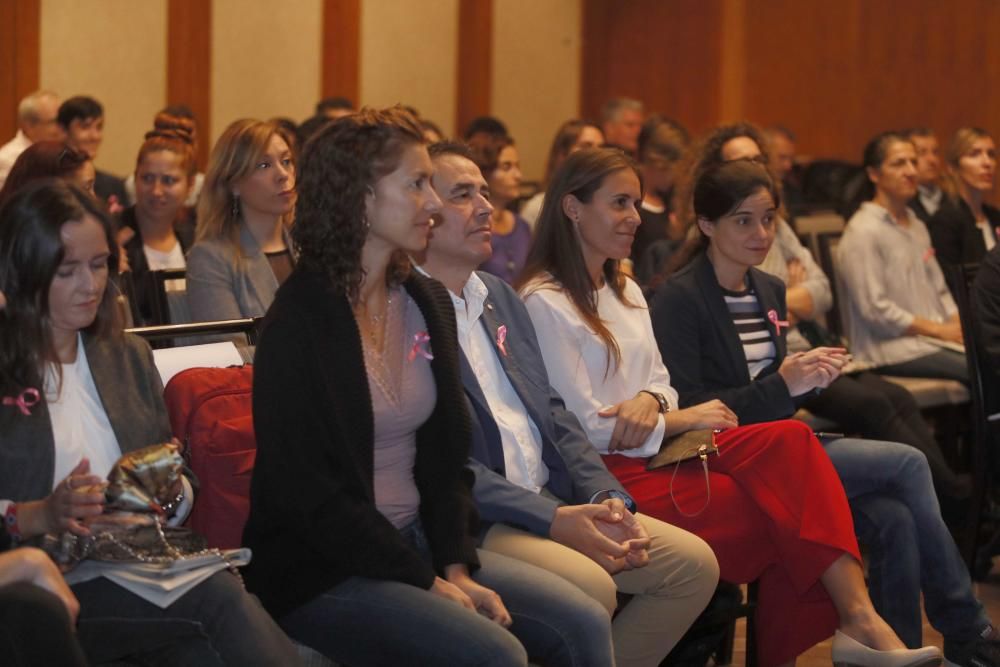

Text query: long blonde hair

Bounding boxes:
[195,119,295,253]
[941,127,993,203]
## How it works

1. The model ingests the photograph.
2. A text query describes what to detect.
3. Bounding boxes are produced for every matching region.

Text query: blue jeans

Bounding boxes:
[73,570,298,666]
[280,521,614,667]
[822,437,987,647]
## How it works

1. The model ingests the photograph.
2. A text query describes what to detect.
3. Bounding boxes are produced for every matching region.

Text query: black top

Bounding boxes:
[974,244,1000,409]
[650,252,799,425]
[242,267,480,619]
[927,196,1000,268]
[117,205,196,326]
[94,169,127,209]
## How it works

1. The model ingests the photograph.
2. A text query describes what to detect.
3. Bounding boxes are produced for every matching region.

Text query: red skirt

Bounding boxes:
[603,420,860,666]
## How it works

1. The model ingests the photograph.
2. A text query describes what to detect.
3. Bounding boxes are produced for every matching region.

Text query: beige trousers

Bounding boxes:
[483,513,719,667]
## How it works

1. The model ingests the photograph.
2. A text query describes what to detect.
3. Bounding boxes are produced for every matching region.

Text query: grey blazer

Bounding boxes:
[186,224,294,323]
[0,333,173,503]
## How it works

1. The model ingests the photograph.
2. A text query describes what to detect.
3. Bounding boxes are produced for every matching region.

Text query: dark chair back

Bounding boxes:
[815,231,845,339]
[946,262,996,570]
[147,268,189,327]
[126,317,261,350]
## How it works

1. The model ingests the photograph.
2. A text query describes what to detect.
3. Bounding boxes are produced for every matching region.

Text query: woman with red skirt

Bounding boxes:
[517,147,940,667]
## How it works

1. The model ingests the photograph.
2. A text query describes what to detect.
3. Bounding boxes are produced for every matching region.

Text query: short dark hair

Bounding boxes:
[901,127,935,141]
[694,159,781,223]
[429,140,475,162]
[57,96,103,128]
[462,116,508,141]
[315,96,354,115]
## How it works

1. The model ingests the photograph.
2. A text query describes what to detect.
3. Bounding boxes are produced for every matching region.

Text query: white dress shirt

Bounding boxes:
[0,130,31,189]
[521,276,678,459]
[447,271,549,493]
[837,201,958,366]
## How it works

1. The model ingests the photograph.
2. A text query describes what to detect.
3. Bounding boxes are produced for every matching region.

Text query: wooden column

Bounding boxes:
[322,0,361,108]
[167,0,213,170]
[0,0,40,140]
[455,0,492,137]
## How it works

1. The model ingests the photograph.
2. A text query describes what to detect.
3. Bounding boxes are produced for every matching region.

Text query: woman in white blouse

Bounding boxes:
[517,147,940,667]
[0,180,297,665]
[837,131,967,383]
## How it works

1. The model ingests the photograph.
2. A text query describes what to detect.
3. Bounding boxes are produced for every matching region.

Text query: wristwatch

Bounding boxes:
[640,390,669,414]
[591,489,637,514]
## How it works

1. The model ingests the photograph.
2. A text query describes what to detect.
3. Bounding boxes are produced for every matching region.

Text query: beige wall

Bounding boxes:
[359,0,458,136]
[211,0,322,146]
[492,0,581,182]
[40,0,167,177]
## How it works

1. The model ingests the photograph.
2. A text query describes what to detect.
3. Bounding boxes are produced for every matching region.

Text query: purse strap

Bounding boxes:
[668,443,716,518]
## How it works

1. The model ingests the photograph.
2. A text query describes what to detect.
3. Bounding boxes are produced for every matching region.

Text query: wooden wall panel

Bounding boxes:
[168,0,212,169]
[581,0,723,134]
[0,0,40,141]
[322,0,360,106]
[456,0,492,137]
[583,0,1000,162]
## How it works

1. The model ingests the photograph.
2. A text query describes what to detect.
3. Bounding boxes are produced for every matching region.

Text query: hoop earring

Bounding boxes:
[231,194,240,219]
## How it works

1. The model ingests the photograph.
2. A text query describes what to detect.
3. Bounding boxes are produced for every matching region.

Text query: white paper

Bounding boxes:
[152,342,244,386]
[916,335,966,355]
[64,549,252,608]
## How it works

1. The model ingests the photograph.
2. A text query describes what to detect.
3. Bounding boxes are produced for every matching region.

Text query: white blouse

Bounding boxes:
[521,275,678,459]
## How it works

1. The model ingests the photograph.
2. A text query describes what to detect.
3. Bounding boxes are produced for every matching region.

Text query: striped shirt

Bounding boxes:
[723,285,775,379]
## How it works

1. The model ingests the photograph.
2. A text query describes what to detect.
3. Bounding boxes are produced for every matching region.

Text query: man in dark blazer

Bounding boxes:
[417,142,719,667]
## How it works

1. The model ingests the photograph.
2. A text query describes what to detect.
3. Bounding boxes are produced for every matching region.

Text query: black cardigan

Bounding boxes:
[650,252,800,425]
[927,196,1000,268]
[242,267,480,619]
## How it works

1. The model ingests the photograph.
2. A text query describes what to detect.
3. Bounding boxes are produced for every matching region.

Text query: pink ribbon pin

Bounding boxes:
[2,388,40,416]
[496,325,508,357]
[923,247,936,262]
[408,331,434,362]
[767,309,789,336]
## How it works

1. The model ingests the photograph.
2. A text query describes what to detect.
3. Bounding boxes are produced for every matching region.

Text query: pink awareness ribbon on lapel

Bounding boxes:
[408,331,434,362]
[923,247,936,262]
[2,388,40,416]
[767,309,790,336]
[496,325,508,357]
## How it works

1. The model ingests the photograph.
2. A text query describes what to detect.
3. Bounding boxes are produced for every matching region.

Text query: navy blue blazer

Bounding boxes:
[460,271,632,537]
[650,252,801,425]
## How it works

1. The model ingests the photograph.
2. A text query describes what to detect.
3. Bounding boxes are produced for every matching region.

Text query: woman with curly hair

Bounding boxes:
[242,106,615,666]
[185,119,295,323]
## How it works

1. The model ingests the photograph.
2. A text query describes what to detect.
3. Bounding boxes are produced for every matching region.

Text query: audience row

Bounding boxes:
[0,91,998,667]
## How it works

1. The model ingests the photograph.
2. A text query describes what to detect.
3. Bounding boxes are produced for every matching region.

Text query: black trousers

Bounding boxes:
[804,371,967,498]
[0,582,87,667]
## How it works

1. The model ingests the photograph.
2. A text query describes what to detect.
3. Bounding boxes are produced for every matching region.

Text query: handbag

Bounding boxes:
[45,443,210,568]
[645,429,720,518]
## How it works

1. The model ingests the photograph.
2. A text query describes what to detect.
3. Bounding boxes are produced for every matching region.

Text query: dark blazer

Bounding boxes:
[650,252,799,424]
[460,272,631,537]
[974,244,1000,409]
[243,267,481,619]
[909,194,935,224]
[118,205,196,325]
[927,196,1000,268]
[0,333,172,503]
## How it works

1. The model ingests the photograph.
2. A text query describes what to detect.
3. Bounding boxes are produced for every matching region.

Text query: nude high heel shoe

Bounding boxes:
[832,630,943,667]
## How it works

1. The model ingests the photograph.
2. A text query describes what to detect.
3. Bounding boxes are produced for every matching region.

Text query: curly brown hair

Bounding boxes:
[292,106,425,302]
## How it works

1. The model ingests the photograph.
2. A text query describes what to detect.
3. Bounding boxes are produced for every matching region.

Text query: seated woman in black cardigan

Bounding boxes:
[651,159,997,664]
[242,106,614,666]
